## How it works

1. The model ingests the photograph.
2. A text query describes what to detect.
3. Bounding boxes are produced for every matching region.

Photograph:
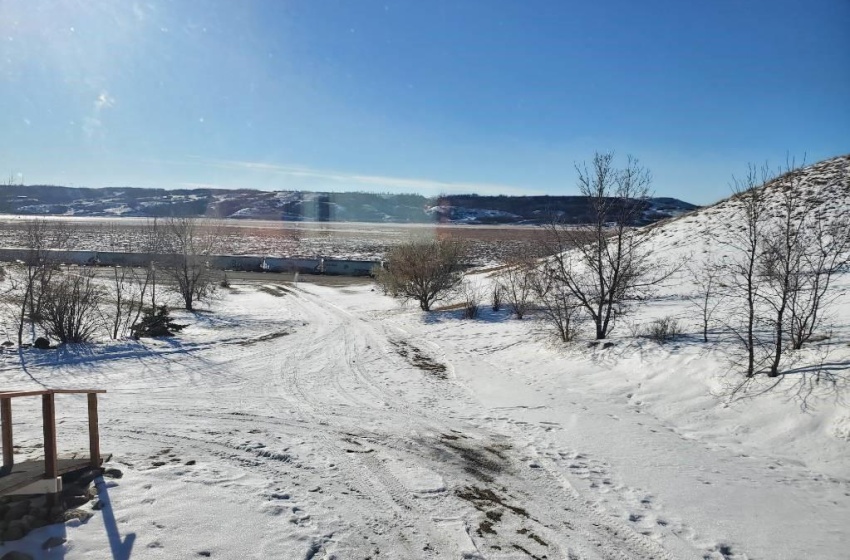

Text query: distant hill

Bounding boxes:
[0,185,697,225]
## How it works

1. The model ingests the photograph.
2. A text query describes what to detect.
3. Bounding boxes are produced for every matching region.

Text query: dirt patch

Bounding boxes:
[441,435,509,482]
[391,340,448,379]
[232,330,291,346]
[456,486,529,519]
[258,284,291,297]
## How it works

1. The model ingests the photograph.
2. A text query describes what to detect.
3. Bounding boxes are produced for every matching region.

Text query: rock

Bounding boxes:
[92,499,104,511]
[5,501,30,521]
[29,506,47,521]
[64,494,91,509]
[33,337,50,350]
[2,521,24,541]
[103,468,123,479]
[48,506,65,521]
[1,551,33,560]
[63,509,93,523]
[184,460,196,466]
[42,536,67,550]
[19,515,36,532]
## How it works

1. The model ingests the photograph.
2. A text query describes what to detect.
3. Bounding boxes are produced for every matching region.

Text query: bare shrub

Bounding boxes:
[459,281,482,319]
[491,285,503,312]
[497,258,536,319]
[641,317,682,344]
[374,238,466,311]
[40,268,104,344]
[531,267,581,343]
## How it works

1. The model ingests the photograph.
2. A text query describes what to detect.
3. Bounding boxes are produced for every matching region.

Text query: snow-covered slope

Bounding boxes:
[638,154,850,264]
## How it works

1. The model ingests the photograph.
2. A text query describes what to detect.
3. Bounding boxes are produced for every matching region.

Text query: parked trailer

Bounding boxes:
[95,251,153,267]
[209,255,264,272]
[320,258,381,277]
[0,248,382,278]
[261,257,322,274]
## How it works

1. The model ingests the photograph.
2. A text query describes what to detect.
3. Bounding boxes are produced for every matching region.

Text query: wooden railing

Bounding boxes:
[0,389,106,480]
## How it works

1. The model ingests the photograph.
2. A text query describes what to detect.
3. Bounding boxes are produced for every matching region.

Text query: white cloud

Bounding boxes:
[95,91,115,111]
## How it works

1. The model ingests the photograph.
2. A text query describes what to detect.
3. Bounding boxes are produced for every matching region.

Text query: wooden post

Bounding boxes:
[42,392,58,479]
[1,397,12,467]
[87,393,101,467]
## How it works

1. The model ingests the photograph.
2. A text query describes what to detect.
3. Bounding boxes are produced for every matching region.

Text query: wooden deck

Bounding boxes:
[0,453,112,495]
[1,388,107,496]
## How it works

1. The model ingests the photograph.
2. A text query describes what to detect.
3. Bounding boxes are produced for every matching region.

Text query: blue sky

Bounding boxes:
[0,0,847,204]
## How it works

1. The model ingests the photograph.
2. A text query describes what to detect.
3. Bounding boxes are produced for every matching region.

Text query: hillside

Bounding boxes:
[0,185,696,225]
[638,154,850,261]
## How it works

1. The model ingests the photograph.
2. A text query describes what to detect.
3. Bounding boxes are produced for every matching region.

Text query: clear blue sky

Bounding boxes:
[1,0,847,204]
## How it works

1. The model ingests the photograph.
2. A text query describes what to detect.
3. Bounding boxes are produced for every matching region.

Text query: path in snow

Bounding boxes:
[0,283,847,559]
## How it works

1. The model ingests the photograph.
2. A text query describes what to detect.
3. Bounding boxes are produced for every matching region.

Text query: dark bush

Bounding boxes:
[130,306,187,339]
[34,337,51,350]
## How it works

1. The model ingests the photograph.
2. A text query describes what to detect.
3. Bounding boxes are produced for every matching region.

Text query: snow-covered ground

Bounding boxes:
[0,273,847,559]
[0,155,848,559]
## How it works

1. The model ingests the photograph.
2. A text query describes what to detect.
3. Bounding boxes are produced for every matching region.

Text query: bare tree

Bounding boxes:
[9,219,71,345]
[159,217,222,311]
[758,163,810,376]
[141,217,165,310]
[374,238,466,311]
[98,222,151,339]
[787,215,850,350]
[497,257,536,319]
[722,159,849,379]
[544,152,673,339]
[720,164,773,377]
[686,259,723,343]
[40,267,104,344]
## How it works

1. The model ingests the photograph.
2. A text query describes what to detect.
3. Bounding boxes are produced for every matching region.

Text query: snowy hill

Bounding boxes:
[639,154,850,262]
[0,185,696,225]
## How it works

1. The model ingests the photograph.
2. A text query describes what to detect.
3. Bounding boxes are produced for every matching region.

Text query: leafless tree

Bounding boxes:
[374,238,466,311]
[531,266,581,343]
[9,219,72,345]
[40,267,104,344]
[497,257,536,319]
[758,163,810,376]
[158,217,222,311]
[720,164,773,377]
[544,152,674,339]
[722,158,849,379]
[686,259,724,343]
[141,217,165,309]
[98,222,151,339]
[787,215,850,350]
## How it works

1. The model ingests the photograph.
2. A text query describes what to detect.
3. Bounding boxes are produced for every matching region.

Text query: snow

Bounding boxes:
[0,156,848,559]
[0,276,846,559]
